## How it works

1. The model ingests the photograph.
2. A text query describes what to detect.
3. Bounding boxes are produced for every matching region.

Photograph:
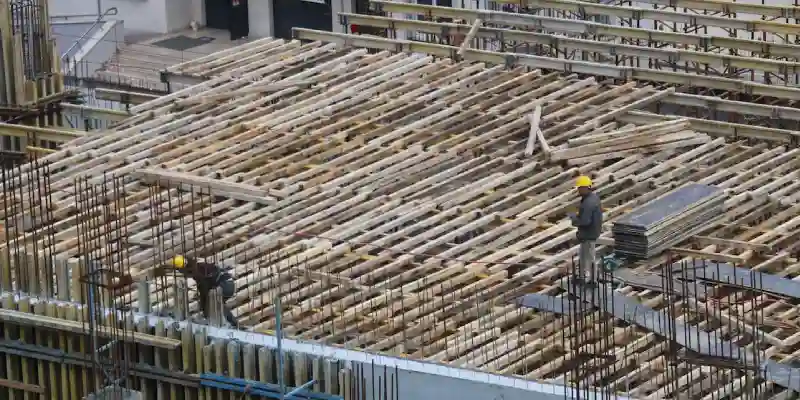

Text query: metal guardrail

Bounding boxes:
[50,8,118,22]
[60,7,118,63]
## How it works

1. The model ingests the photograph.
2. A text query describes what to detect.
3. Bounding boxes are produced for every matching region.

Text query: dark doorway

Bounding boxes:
[273,0,332,40]
[205,0,230,30]
[230,0,250,40]
[205,0,249,40]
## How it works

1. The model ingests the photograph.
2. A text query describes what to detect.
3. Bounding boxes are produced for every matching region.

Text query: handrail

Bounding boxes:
[50,8,118,21]
[60,7,119,63]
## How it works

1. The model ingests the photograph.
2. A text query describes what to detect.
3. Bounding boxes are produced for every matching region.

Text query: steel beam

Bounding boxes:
[94,88,161,106]
[160,71,208,89]
[342,13,800,74]
[628,0,800,19]
[678,262,800,300]
[509,0,800,36]
[60,103,131,123]
[371,1,800,59]
[292,29,800,116]
[617,112,799,144]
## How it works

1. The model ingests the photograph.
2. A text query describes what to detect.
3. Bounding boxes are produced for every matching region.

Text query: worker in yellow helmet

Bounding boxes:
[568,175,603,283]
[155,255,238,327]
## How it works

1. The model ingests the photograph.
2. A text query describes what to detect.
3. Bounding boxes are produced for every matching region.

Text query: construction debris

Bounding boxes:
[612,183,726,258]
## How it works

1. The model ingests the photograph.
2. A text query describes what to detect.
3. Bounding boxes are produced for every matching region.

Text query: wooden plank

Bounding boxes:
[692,235,772,252]
[0,378,44,394]
[131,168,279,206]
[0,309,181,349]
[456,19,481,57]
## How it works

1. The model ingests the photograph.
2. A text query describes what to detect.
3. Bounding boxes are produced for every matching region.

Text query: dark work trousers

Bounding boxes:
[199,280,238,327]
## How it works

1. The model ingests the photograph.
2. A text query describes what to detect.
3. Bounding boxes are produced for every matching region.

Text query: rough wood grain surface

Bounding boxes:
[2,38,800,399]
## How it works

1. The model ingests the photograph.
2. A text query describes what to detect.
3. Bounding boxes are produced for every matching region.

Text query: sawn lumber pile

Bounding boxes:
[549,118,711,164]
[612,183,726,258]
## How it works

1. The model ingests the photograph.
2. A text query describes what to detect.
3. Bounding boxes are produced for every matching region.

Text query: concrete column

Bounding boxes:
[331,0,353,33]
[191,0,206,27]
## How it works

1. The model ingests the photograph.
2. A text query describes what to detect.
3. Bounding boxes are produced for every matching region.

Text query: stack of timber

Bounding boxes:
[4,36,800,398]
[549,118,712,165]
[612,183,726,258]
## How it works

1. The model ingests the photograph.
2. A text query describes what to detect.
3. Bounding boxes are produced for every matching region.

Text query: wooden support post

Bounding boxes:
[457,19,482,57]
[25,251,38,294]
[525,105,542,156]
[68,258,84,304]
[38,252,53,298]
[537,128,551,159]
[138,280,152,313]
[55,258,70,301]
[193,330,206,400]
[243,343,257,400]
[0,250,11,292]
[174,279,188,320]
[208,287,224,327]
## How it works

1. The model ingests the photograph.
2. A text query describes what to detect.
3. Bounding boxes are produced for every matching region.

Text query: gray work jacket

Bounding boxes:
[572,191,603,241]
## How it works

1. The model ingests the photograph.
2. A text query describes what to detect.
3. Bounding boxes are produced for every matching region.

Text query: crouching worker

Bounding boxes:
[154,255,238,327]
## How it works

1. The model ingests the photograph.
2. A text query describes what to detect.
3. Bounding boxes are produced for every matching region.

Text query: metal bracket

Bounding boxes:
[504,54,519,69]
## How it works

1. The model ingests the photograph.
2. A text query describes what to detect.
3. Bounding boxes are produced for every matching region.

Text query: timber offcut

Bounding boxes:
[3,35,800,399]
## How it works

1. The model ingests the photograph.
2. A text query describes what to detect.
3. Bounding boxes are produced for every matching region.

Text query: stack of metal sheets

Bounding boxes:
[612,183,725,258]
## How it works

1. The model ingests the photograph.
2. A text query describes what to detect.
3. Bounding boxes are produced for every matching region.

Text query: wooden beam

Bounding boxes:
[457,19,481,57]
[524,105,542,156]
[0,309,180,349]
[293,29,800,103]
[670,247,748,264]
[60,103,131,122]
[131,168,280,206]
[342,13,800,74]
[94,88,161,106]
[0,377,45,393]
[0,122,84,143]
[692,236,772,252]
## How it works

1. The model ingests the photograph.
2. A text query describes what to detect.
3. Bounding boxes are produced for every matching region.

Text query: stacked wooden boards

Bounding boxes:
[550,118,712,164]
[3,37,800,399]
[612,184,726,258]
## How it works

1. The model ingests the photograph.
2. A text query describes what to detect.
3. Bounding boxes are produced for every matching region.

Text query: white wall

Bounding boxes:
[165,0,194,32]
[48,0,195,34]
[249,0,275,38]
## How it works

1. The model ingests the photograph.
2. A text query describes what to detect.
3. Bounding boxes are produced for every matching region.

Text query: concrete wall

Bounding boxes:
[50,0,355,37]
[165,0,195,32]
[48,0,192,34]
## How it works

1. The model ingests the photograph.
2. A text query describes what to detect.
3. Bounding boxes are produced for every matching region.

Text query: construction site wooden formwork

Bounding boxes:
[2,17,800,399]
[0,0,131,160]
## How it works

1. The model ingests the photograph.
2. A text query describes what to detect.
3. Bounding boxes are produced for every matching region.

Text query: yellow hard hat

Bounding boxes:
[575,175,592,188]
[170,255,186,269]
